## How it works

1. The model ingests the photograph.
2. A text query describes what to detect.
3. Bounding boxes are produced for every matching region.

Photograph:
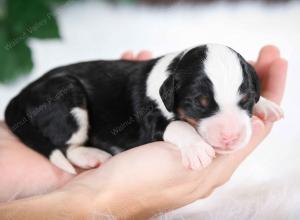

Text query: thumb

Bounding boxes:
[251,116,265,141]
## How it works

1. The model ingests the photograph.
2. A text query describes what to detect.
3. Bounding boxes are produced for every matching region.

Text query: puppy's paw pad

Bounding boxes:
[181,142,214,170]
[254,98,283,122]
[67,147,112,169]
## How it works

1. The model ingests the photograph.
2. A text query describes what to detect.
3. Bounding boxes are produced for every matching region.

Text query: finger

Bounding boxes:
[255,45,280,78]
[137,50,153,61]
[252,116,265,136]
[121,51,134,60]
[260,58,288,105]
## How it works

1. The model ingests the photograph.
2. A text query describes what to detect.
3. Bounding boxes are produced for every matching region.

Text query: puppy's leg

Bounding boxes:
[163,121,215,170]
[64,108,111,170]
[66,146,112,169]
[18,75,111,174]
[50,107,111,174]
[253,97,284,122]
[50,149,77,175]
[48,107,90,174]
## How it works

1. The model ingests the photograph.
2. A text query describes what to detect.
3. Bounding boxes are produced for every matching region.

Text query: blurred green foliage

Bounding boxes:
[0,0,68,82]
[0,0,137,83]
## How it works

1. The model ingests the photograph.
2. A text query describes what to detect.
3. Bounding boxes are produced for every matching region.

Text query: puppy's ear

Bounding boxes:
[246,62,260,103]
[159,75,175,112]
[238,53,261,103]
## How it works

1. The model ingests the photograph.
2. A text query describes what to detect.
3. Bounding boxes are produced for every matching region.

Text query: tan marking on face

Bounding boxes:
[178,109,199,128]
[198,95,209,108]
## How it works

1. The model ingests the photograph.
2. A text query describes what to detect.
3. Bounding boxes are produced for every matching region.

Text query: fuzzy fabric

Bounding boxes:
[0,1,299,219]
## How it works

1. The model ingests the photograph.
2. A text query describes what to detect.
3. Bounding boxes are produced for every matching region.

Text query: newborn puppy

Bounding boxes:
[5,44,283,173]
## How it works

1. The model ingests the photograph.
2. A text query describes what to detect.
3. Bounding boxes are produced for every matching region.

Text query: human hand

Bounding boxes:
[0,121,73,202]
[58,46,287,219]
[0,51,155,202]
[0,46,286,217]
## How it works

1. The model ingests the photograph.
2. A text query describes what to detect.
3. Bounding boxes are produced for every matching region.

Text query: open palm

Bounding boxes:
[0,46,287,213]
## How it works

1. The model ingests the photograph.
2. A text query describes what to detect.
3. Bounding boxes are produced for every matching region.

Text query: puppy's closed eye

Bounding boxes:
[240,94,250,104]
[196,95,210,108]
[239,94,257,111]
[240,92,257,105]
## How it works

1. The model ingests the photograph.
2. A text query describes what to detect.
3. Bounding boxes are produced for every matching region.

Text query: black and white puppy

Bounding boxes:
[5,44,283,174]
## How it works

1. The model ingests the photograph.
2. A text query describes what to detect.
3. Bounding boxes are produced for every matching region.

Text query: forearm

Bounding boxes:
[0,191,87,220]
[0,181,149,220]
[0,122,73,202]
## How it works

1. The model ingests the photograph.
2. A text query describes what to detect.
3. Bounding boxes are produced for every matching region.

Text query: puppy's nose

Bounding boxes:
[221,133,240,146]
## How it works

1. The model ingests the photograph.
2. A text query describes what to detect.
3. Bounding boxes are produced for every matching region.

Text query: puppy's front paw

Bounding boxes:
[180,141,215,170]
[253,97,284,122]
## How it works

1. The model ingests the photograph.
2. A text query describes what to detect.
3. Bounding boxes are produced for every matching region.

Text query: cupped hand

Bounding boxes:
[60,46,287,219]
[0,51,155,202]
[0,47,287,219]
[0,121,73,202]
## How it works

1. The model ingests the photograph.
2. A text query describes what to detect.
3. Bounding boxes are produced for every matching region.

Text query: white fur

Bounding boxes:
[205,44,244,106]
[163,121,215,169]
[49,149,76,174]
[0,2,298,215]
[197,44,283,153]
[66,146,112,169]
[197,44,252,151]
[146,53,181,119]
[254,96,284,122]
[49,107,89,174]
[65,108,113,170]
[198,106,252,153]
[67,107,89,145]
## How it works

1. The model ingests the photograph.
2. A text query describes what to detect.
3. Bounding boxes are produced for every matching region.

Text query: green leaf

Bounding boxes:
[28,13,60,39]
[43,0,69,4]
[0,0,66,82]
[0,31,33,82]
[7,0,60,39]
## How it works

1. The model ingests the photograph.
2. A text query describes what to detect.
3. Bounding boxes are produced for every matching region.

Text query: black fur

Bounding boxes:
[5,59,168,156]
[170,46,220,119]
[5,45,260,159]
[237,53,261,115]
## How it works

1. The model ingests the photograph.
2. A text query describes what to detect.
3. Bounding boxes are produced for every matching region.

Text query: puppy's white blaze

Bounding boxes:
[67,107,89,145]
[197,44,253,151]
[146,52,181,119]
[49,149,76,174]
[205,44,243,106]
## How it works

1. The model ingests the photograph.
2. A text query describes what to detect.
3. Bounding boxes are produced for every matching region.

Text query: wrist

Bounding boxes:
[61,180,142,219]
[90,189,146,219]
[89,183,169,219]
[0,190,88,220]
[41,190,91,220]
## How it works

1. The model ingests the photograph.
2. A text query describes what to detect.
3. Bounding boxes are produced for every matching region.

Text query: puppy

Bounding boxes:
[5,44,283,174]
